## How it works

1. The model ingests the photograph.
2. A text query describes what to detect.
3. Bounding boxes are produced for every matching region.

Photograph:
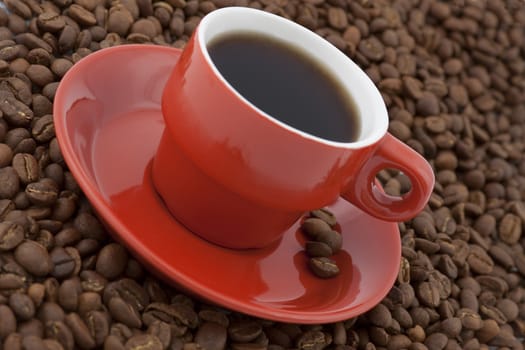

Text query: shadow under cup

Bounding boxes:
[151,7,433,250]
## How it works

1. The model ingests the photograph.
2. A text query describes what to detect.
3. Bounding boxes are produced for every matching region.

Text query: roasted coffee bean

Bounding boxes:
[305,241,332,257]
[0,167,20,199]
[49,247,77,279]
[0,304,17,338]
[74,212,105,240]
[67,4,97,26]
[109,297,142,329]
[146,320,171,348]
[309,208,337,226]
[0,221,24,251]
[228,320,262,343]
[9,292,36,321]
[0,96,33,127]
[498,213,522,244]
[12,153,39,184]
[475,319,500,343]
[95,243,128,280]
[26,178,59,206]
[301,218,332,239]
[14,240,53,276]
[457,308,482,330]
[77,292,102,318]
[125,334,163,350]
[367,303,392,328]
[64,313,96,349]
[84,310,109,346]
[315,229,342,252]
[308,257,340,278]
[416,281,440,308]
[26,64,54,86]
[36,304,64,332]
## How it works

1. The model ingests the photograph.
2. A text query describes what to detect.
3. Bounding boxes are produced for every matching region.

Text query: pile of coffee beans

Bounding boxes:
[301,209,342,278]
[0,0,524,349]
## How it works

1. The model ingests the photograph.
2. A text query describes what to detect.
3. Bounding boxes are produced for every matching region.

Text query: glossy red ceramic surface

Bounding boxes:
[54,45,401,323]
[154,9,434,249]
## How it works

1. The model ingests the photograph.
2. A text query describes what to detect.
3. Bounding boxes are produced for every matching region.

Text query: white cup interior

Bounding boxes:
[197,7,388,149]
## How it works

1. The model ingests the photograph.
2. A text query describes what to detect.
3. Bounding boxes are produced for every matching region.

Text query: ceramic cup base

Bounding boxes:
[153,129,302,249]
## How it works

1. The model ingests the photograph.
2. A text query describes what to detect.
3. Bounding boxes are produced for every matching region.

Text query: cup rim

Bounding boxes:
[197,7,389,149]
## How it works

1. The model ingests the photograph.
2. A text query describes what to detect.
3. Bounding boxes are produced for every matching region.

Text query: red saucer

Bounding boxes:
[54,45,401,324]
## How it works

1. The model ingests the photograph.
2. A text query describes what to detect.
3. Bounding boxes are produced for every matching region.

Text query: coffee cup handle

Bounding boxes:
[341,133,434,222]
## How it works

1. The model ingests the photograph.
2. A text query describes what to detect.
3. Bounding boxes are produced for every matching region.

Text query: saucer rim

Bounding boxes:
[54,44,401,323]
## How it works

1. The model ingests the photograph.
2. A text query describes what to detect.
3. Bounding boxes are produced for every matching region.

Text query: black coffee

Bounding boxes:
[208,33,360,143]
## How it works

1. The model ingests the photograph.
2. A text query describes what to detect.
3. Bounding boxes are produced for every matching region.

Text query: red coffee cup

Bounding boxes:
[152,7,434,249]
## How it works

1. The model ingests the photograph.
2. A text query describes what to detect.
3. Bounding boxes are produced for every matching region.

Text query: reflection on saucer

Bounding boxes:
[255,247,359,311]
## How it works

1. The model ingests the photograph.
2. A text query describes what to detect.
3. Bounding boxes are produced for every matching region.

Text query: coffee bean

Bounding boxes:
[305,241,332,257]
[104,335,126,350]
[194,322,227,350]
[145,320,170,348]
[476,275,508,297]
[316,229,342,252]
[65,313,96,349]
[358,37,384,61]
[295,330,329,350]
[107,6,134,36]
[95,243,128,280]
[308,257,340,279]
[0,304,17,338]
[125,334,163,350]
[109,297,142,329]
[475,319,500,343]
[84,310,109,346]
[26,64,54,86]
[327,7,347,30]
[74,212,105,241]
[0,221,24,251]
[467,245,494,274]
[309,208,337,226]
[416,281,440,308]
[9,292,36,321]
[440,317,461,338]
[457,308,482,330]
[301,218,331,239]
[367,303,392,328]
[76,292,102,318]
[228,320,262,343]
[479,304,507,324]
[424,332,447,350]
[498,213,521,244]
[67,4,97,26]
[14,240,53,276]
[12,153,39,184]
[103,278,148,312]
[0,95,33,127]
[49,247,77,279]
[110,322,133,343]
[26,178,59,206]
[145,302,198,328]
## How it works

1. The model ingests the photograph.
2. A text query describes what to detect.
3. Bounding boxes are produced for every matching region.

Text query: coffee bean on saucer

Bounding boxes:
[305,241,333,257]
[316,229,343,252]
[309,208,337,226]
[300,217,332,239]
[308,257,340,278]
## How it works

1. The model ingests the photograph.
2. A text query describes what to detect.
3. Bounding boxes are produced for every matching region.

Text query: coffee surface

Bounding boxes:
[208,33,360,143]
